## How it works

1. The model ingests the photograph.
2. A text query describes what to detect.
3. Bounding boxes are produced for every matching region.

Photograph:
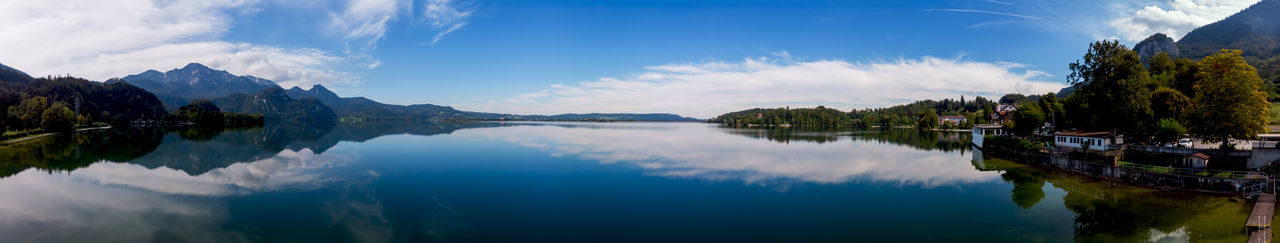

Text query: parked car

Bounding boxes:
[1176,138,1192,148]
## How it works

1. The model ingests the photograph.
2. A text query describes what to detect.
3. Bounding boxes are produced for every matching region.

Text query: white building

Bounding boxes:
[971,124,1006,148]
[1053,131,1120,151]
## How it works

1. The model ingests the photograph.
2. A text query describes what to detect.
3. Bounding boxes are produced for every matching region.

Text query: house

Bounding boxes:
[971,124,1007,148]
[1053,131,1120,151]
[1181,153,1210,169]
[940,115,967,124]
[990,104,1018,124]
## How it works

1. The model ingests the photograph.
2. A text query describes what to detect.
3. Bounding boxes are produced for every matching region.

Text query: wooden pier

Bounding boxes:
[1248,193,1275,242]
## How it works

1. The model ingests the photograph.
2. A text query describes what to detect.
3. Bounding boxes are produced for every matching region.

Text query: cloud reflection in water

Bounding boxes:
[459,123,1001,187]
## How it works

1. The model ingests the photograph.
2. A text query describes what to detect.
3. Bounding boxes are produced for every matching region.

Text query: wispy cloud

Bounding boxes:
[463,53,1064,118]
[326,0,399,45]
[925,8,1042,20]
[420,0,474,45]
[986,0,1015,5]
[1109,0,1259,42]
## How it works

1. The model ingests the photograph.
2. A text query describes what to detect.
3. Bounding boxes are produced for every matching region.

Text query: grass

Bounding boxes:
[1270,102,1280,125]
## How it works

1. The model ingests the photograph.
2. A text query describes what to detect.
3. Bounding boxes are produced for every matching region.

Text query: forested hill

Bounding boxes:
[209,87,336,125]
[709,96,1002,128]
[1137,0,1280,81]
[1,63,168,132]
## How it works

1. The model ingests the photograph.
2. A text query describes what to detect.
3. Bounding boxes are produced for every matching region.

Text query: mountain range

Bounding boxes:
[106,63,698,122]
[1134,0,1280,80]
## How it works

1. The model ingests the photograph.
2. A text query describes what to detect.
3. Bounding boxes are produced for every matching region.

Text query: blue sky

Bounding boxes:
[0,0,1262,118]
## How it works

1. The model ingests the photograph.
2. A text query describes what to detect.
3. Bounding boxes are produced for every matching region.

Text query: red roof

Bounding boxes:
[1189,153,1210,160]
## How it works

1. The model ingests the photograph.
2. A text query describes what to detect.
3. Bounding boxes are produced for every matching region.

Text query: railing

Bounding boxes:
[1116,162,1268,179]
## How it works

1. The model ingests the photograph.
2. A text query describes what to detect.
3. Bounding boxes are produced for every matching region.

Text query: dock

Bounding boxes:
[1248,193,1275,242]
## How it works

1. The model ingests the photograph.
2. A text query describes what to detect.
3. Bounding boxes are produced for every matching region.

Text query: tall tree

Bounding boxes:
[1010,103,1046,136]
[1066,40,1154,142]
[1186,50,1269,149]
[1150,87,1191,121]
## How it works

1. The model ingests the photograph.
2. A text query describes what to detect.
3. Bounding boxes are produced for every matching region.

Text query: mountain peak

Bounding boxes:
[181,63,210,70]
[1133,32,1179,64]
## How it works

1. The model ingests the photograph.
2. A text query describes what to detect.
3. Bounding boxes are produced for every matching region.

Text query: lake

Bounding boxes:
[0,122,1256,242]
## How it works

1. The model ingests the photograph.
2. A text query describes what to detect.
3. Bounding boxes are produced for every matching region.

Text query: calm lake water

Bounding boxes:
[0,122,1257,242]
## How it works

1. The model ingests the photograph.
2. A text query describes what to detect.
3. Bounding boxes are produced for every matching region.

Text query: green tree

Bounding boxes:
[1066,40,1153,142]
[1149,52,1176,75]
[176,99,224,126]
[1154,118,1187,146]
[1037,92,1063,129]
[1172,58,1200,99]
[39,102,75,133]
[1186,50,1269,149]
[9,96,49,129]
[1010,103,1045,136]
[1150,87,1191,121]
[917,109,939,129]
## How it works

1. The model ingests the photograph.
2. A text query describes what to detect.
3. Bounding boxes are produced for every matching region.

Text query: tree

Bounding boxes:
[39,102,75,133]
[1154,118,1187,146]
[1186,50,1269,149]
[1066,40,1153,142]
[917,109,939,129]
[9,96,49,129]
[1150,87,1191,121]
[1172,58,1200,99]
[1148,52,1176,75]
[1037,92,1063,129]
[176,99,224,126]
[1009,103,1045,136]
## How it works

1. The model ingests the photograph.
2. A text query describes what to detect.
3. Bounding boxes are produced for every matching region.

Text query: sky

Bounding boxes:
[0,0,1263,118]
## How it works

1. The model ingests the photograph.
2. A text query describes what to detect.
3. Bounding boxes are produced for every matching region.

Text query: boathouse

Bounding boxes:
[1053,131,1119,151]
[971,124,1006,148]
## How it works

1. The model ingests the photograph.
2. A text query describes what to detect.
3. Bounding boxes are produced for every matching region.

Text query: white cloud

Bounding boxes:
[1110,0,1259,42]
[420,0,474,44]
[464,54,1064,118]
[0,0,360,87]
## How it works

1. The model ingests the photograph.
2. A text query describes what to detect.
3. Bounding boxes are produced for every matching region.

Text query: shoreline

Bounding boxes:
[0,126,111,146]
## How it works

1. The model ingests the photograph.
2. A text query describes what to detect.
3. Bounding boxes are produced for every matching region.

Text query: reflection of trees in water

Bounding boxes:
[1,121,506,177]
[1001,168,1047,209]
[719,126,973,152]
[975,154,1244,241]
[0,128,165,178]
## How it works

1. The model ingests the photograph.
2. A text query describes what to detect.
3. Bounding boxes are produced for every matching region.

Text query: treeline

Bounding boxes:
[175,100,264,127]
[711,96,1002,129]
[1002,41,1269,149]
[1,75,168,134]
[709,106,851,126]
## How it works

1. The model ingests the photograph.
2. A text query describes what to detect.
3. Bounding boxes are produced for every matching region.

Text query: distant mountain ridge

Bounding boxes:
[111,63,280,110]
[112,64,698,122]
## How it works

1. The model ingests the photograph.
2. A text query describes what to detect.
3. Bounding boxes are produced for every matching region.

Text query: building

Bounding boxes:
[940,115,967,124]
[990,104,1018,124]
[971,124,1007,148]
[1181,153,1210,169]
[1053,131,1120,151]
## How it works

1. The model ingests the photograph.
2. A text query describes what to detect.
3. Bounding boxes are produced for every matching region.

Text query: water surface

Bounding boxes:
[0,122,1254,242]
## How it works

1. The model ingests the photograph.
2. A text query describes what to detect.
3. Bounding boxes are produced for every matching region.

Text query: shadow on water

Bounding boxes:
[973,150,1249,242]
